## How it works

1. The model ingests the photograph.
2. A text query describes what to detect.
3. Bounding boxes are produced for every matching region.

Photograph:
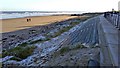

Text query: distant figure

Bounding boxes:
[27,18,29,22]
[29,18,31,21]
[104,12,107,17]
[112,8,115,12]
[27,18,31,22]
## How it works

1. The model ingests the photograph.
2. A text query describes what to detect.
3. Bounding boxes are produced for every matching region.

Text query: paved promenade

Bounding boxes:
[98,15,119,66]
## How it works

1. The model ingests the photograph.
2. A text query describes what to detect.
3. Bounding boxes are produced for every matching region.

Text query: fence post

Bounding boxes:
[104,12,120,30]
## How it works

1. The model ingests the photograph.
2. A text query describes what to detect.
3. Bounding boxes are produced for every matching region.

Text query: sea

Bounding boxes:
[0,11,83,19]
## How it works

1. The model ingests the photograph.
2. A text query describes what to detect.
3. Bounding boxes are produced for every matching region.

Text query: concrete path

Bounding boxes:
[98,15,119,66]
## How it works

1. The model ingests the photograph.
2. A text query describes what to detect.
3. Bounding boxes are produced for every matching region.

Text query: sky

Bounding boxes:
[0,0,120,12]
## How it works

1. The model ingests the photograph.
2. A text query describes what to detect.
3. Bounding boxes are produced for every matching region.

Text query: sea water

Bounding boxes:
[0,11,83,19]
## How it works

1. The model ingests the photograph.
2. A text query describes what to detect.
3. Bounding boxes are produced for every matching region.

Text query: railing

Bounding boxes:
[104,12,120,30]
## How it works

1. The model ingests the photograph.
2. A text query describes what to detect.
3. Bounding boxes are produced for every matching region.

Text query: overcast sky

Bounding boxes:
[0,0,119,12]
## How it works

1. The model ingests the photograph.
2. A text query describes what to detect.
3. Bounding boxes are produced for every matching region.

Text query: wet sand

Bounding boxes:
[1,15,77,33]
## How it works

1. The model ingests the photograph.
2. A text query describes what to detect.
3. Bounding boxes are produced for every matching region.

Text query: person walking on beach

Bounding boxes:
[27,18,29,22]
[29,18,31,21]
[27,18,31,22]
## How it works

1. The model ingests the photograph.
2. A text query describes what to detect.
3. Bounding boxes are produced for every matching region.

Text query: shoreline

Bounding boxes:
[1,15,78,33]
[1,17,83,50]
[0,14,72,20]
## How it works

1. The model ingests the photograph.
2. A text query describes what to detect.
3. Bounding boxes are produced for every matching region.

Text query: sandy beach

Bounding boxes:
[1,15,77,33]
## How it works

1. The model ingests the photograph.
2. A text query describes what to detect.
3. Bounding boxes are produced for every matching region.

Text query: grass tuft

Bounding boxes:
[2,45,36,61]
[53,43,87,57]
[18,46,36,59]
[29,38,51,44]
[59,47,70,54]
[72,44,87,50]
[70,22,80,26]
[18,42,28,47]
[29,39,42,44]
[51,26,73,38]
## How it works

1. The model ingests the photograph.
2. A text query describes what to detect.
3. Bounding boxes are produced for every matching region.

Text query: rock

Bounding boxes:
[1,56,14,62]
[3,60,20,66]
[70,57,74,61]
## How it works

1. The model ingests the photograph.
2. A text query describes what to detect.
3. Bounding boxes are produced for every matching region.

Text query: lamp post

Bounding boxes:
[118,1,120,11]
